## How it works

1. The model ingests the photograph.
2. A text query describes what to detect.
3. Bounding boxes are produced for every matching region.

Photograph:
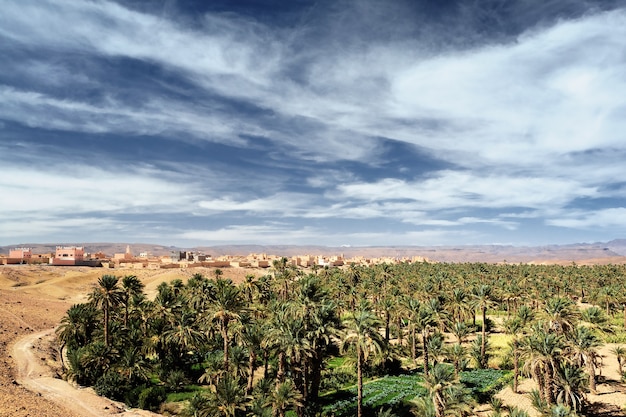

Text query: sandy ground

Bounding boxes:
[2,265,626,416]
[0,265,259,417]
[495,343,626,416]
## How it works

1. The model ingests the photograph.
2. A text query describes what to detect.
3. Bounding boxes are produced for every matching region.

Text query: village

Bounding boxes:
[0,245,429,269]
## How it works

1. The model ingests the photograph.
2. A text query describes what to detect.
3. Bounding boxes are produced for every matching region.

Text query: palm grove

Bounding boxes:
[55,261,626,417]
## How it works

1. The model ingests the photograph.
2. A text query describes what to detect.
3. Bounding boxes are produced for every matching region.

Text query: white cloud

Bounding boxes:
[336,171,598,211]
[387,9,626,166]
[0,157,199,216]
[547,208,626,229]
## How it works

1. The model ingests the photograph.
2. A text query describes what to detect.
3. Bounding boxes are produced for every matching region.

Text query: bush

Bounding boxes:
[94,371,129,401]
[138,386,167,411]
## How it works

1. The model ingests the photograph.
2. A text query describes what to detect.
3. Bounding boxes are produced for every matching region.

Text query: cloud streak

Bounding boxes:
[1,0,625,246]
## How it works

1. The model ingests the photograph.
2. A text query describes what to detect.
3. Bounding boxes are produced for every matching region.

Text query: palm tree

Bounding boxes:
[56,303,99,351]
[542,297,579,336]
[268,379,303,417]
[209,374,249,417]
[120,275,144,328]
[402,297,422,366]
[341,305,385,417]
[522,328,564,406]
[447,288,471,323]
[444,343,468,377]
[554,362,587,413]
[568,325,601,394]
[420,363,471,417]
[416,303,438,375]
[449,321,470,345]
[117,346,150,384]
[504,318,524,393]
[163,309,207,356]
[89,274,124,347]
[209,278,245,372]
[471,285,496,367]
[239,320,265,394]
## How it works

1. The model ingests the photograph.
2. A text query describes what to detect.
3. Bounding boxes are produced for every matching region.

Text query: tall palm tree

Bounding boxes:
[89,274,124,347]
[445,343,468,377]
[209,278,245,372]
[504,318,524,393]
[341,305,385,417]
[522,327,564,406]
[568,325,601,394]
[471,285,496,367]
[121,275,144,328]
[416,303,438,376]
[56,303,99,352]
[239,320,265,394]
[402,297,422,366]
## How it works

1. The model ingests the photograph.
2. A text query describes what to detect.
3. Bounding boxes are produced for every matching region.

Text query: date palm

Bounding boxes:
[210,373,249,417]
[420,363,470,417]
[89,274,124,347]
[268,379,303,417]
[504,318,524,393]
[522,327,564,406]
[56,303,99,352]
[209,278,245,372]
[554,362,587,413]
[568,325,601,394]
[341,305,385,417]
[120,274,144,328]
[471,285,497,366]
[542,297,579,336]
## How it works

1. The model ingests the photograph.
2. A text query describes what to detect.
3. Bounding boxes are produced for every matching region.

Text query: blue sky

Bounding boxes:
[1,0,626,247]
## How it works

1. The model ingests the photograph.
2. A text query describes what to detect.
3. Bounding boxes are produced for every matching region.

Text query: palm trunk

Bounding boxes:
[481,306,486,364]
[276,351,286,383]
[246,349,257,394]
[411,326,417,366]
[309,350,323,402]
[104,305,110,347]
[222,319,229,372]
[263,349,269,380]
[422,328,430,376]
[384,311,390,344]
[588,359,597,394]
[513,354,519,393]
[357,347,363,417]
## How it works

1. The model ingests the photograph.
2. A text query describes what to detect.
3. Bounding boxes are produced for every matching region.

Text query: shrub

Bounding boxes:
[138,386,167,411]
[94,371,129,401]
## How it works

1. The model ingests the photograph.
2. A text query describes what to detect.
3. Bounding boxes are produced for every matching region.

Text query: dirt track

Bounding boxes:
[12,329,160,417]
[0,265,255,417]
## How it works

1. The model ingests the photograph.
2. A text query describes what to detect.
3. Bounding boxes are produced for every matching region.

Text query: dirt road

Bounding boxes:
[12,329,161,417]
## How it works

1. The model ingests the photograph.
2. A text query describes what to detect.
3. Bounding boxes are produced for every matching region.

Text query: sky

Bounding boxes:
[1,0,626,248]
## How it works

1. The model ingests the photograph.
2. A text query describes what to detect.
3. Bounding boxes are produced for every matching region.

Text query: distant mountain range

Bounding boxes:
[3,240,626,264]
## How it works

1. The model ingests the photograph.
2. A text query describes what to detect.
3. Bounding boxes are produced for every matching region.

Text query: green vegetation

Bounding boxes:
[55,262,626,416]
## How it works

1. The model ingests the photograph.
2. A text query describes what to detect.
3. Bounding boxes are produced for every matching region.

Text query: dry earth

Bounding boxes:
[495,342,626,416]
[2,265,626,416]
